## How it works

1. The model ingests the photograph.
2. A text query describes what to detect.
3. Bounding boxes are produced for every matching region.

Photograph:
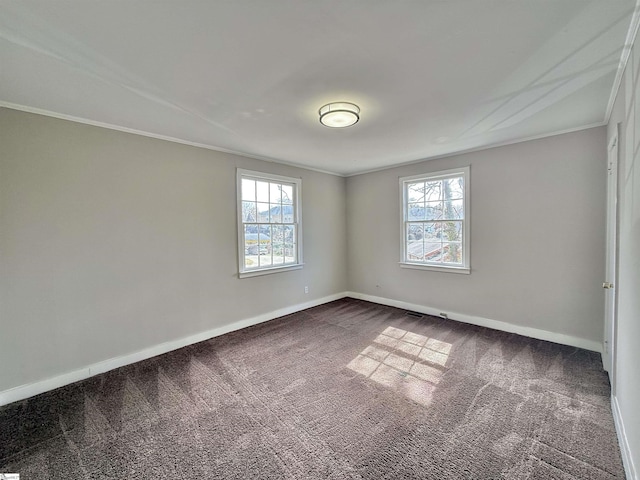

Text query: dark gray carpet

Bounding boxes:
[0,298,625,479]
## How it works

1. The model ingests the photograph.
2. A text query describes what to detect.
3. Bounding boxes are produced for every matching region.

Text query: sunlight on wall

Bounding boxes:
[347,326,451,406]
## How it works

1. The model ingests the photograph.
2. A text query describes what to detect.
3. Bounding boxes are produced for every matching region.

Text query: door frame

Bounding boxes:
[603,125,619,390]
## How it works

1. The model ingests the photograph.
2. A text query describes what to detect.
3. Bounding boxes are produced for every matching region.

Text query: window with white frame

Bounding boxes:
[237,169,302,277]
[400,167,470,273]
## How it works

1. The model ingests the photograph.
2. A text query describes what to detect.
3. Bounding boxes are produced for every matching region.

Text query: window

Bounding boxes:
[400,166,470,273]
[237,169,302,277]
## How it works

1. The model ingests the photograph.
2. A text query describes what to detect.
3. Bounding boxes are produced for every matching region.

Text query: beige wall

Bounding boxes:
[347,127,607,344]
[608,33,640,476]
[0,108,347,392]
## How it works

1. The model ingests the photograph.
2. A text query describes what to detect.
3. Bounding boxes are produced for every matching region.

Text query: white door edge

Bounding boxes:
[603,125,619,391]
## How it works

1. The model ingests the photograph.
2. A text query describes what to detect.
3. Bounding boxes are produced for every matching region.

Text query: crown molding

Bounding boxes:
[0,101,345,177]
[0,101,608,179]
[344,122,607,177]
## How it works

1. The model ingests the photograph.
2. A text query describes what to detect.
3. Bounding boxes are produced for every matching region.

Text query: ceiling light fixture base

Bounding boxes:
[319,102,360,128]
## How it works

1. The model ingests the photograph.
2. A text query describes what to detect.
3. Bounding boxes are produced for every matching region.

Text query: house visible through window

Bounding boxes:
[400,167,470,273]
[237,169,302,277]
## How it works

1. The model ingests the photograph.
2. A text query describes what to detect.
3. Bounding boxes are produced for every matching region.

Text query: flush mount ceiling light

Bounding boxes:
[319,102,360,128]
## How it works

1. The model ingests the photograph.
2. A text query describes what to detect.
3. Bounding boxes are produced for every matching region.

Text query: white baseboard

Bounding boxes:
[0,292,348,407]
[0,291,603,407]
[345,291,602,353]
[612,394,638,480]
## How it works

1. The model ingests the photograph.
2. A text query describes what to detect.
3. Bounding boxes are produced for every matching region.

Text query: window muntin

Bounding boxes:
[237,169,302,277]
[400,167,470,272]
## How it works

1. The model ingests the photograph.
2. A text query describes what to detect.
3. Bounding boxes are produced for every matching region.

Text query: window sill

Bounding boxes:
[399,262,470,275]
[239,264,304,279]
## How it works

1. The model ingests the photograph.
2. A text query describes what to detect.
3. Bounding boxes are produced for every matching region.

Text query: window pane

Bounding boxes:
[242,201,257,223]
[284,225,295,244]
[270,183,282,204]
[244,225,258,268]
[423,222,441,243]
[408,203,425,221]
[443,243,463,264]
[441,221,462,242]
[407,223,424,261]
[258,225,271,256]
[257,225,271,267]
[270,226,284,265]
[259,253,272,267]
[284,243,296,263]
[271,205,282,223]
[272,225,284,243]
[281,184,293,204]
[272,242,284,265]
[445,177,463,200]
[407,182,425,202]
[425,201,443,220]
[426,247,444,262]
[257,202,270,222]
[256,181,269,202]
[423,227,442,260]
[244,252,254,269]
[242,179,256,201]
[282,204,294,223]
[407,223,424,240]
[424,181,442,201]
[407,240,424,261]
[443,199,463,220]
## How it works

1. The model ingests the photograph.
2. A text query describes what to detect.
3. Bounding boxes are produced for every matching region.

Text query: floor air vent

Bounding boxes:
[405,311,424,318]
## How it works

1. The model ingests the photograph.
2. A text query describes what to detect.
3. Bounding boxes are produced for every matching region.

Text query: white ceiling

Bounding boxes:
[0,1,636,176]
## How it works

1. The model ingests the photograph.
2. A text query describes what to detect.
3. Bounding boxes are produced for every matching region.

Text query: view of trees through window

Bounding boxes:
[405,174,464,265]
[241,177,297,270]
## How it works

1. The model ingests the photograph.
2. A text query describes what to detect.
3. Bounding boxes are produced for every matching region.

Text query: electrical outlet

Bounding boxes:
[304,286,309,294]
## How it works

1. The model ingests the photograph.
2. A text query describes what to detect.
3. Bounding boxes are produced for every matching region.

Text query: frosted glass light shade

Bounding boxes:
[319,102,360,128]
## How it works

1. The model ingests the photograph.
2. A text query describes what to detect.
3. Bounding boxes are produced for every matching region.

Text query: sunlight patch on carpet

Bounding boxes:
[347,326,451,406]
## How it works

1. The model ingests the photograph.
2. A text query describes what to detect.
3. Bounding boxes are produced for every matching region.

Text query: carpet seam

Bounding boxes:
[533,439,622,478]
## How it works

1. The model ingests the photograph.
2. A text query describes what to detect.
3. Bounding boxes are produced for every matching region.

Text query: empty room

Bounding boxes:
[1,1,639,479]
